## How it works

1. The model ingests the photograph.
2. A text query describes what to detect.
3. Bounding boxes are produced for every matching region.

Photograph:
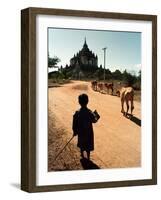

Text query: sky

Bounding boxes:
[48,28,141,75]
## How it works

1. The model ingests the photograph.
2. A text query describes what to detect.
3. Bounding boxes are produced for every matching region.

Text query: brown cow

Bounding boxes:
[118,87,134,116]
[104,82,114,95]
[97,82,104,93]
[91,80,97,91]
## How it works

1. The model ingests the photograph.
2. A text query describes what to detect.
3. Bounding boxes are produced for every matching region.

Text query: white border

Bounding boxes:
[36,15,152,186]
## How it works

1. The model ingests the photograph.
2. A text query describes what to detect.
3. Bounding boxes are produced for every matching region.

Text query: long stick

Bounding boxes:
[54,136,74,161]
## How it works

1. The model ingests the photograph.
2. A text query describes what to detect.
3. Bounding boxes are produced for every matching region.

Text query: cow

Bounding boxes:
[104,82,114,95]
[97,82,104,93]
[91,80,97,91]
[118,87,134,117]
[116,90,121,97]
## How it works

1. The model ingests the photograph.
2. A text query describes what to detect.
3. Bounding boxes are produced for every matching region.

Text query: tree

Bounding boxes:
[105,68,112,79]
[112,69,122,80]
[94,68,102,80]
[138,70,141,82]
[122,69,137,86]
[48,54,61,68]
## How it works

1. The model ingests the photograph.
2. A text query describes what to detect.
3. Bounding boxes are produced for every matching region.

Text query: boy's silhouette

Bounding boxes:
[72,94,100,160]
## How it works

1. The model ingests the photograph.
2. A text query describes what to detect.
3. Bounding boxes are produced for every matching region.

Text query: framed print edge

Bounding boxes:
[21,8,30,192]
[152,15,157,185]
[21,8,37,192]
[21,7,157,193]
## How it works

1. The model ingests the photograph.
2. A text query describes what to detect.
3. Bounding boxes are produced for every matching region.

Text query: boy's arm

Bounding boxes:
[90,110,100,123]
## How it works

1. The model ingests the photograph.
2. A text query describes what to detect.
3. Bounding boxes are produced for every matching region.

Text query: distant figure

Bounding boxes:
[72,94,100,160]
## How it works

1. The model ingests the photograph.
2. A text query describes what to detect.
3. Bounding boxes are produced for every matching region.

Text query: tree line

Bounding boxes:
[48,55,141,89]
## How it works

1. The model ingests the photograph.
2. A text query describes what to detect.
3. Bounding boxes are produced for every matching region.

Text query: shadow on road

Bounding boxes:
[80,158,100,170]
[130,116,141,126]
[126,114,141,127]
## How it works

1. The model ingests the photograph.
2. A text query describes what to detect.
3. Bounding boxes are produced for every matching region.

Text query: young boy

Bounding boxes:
[72,94,100,160]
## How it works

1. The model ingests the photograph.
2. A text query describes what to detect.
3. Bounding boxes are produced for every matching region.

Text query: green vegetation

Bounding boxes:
[48,54,61,68]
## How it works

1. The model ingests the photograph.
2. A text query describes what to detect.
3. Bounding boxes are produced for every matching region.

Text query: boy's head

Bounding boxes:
[78,94,89,107]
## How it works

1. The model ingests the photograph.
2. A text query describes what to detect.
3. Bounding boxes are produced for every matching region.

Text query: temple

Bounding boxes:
[70,38,98,72]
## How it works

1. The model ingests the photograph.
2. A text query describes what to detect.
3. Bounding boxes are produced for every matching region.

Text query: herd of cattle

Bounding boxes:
[91,81,114,95]
[91,80,134,117]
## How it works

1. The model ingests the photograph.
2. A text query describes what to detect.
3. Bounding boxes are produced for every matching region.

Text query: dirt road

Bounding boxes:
[48,81,141,171]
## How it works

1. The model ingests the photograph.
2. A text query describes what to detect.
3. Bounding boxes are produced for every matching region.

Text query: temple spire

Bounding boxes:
[84,37,86,44]
[83,37,88,49]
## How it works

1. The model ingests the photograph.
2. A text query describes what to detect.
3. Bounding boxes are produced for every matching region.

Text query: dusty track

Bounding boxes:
[48,81,141,171]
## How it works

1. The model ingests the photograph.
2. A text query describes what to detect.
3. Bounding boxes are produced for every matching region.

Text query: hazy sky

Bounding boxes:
[48,28,141,74]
